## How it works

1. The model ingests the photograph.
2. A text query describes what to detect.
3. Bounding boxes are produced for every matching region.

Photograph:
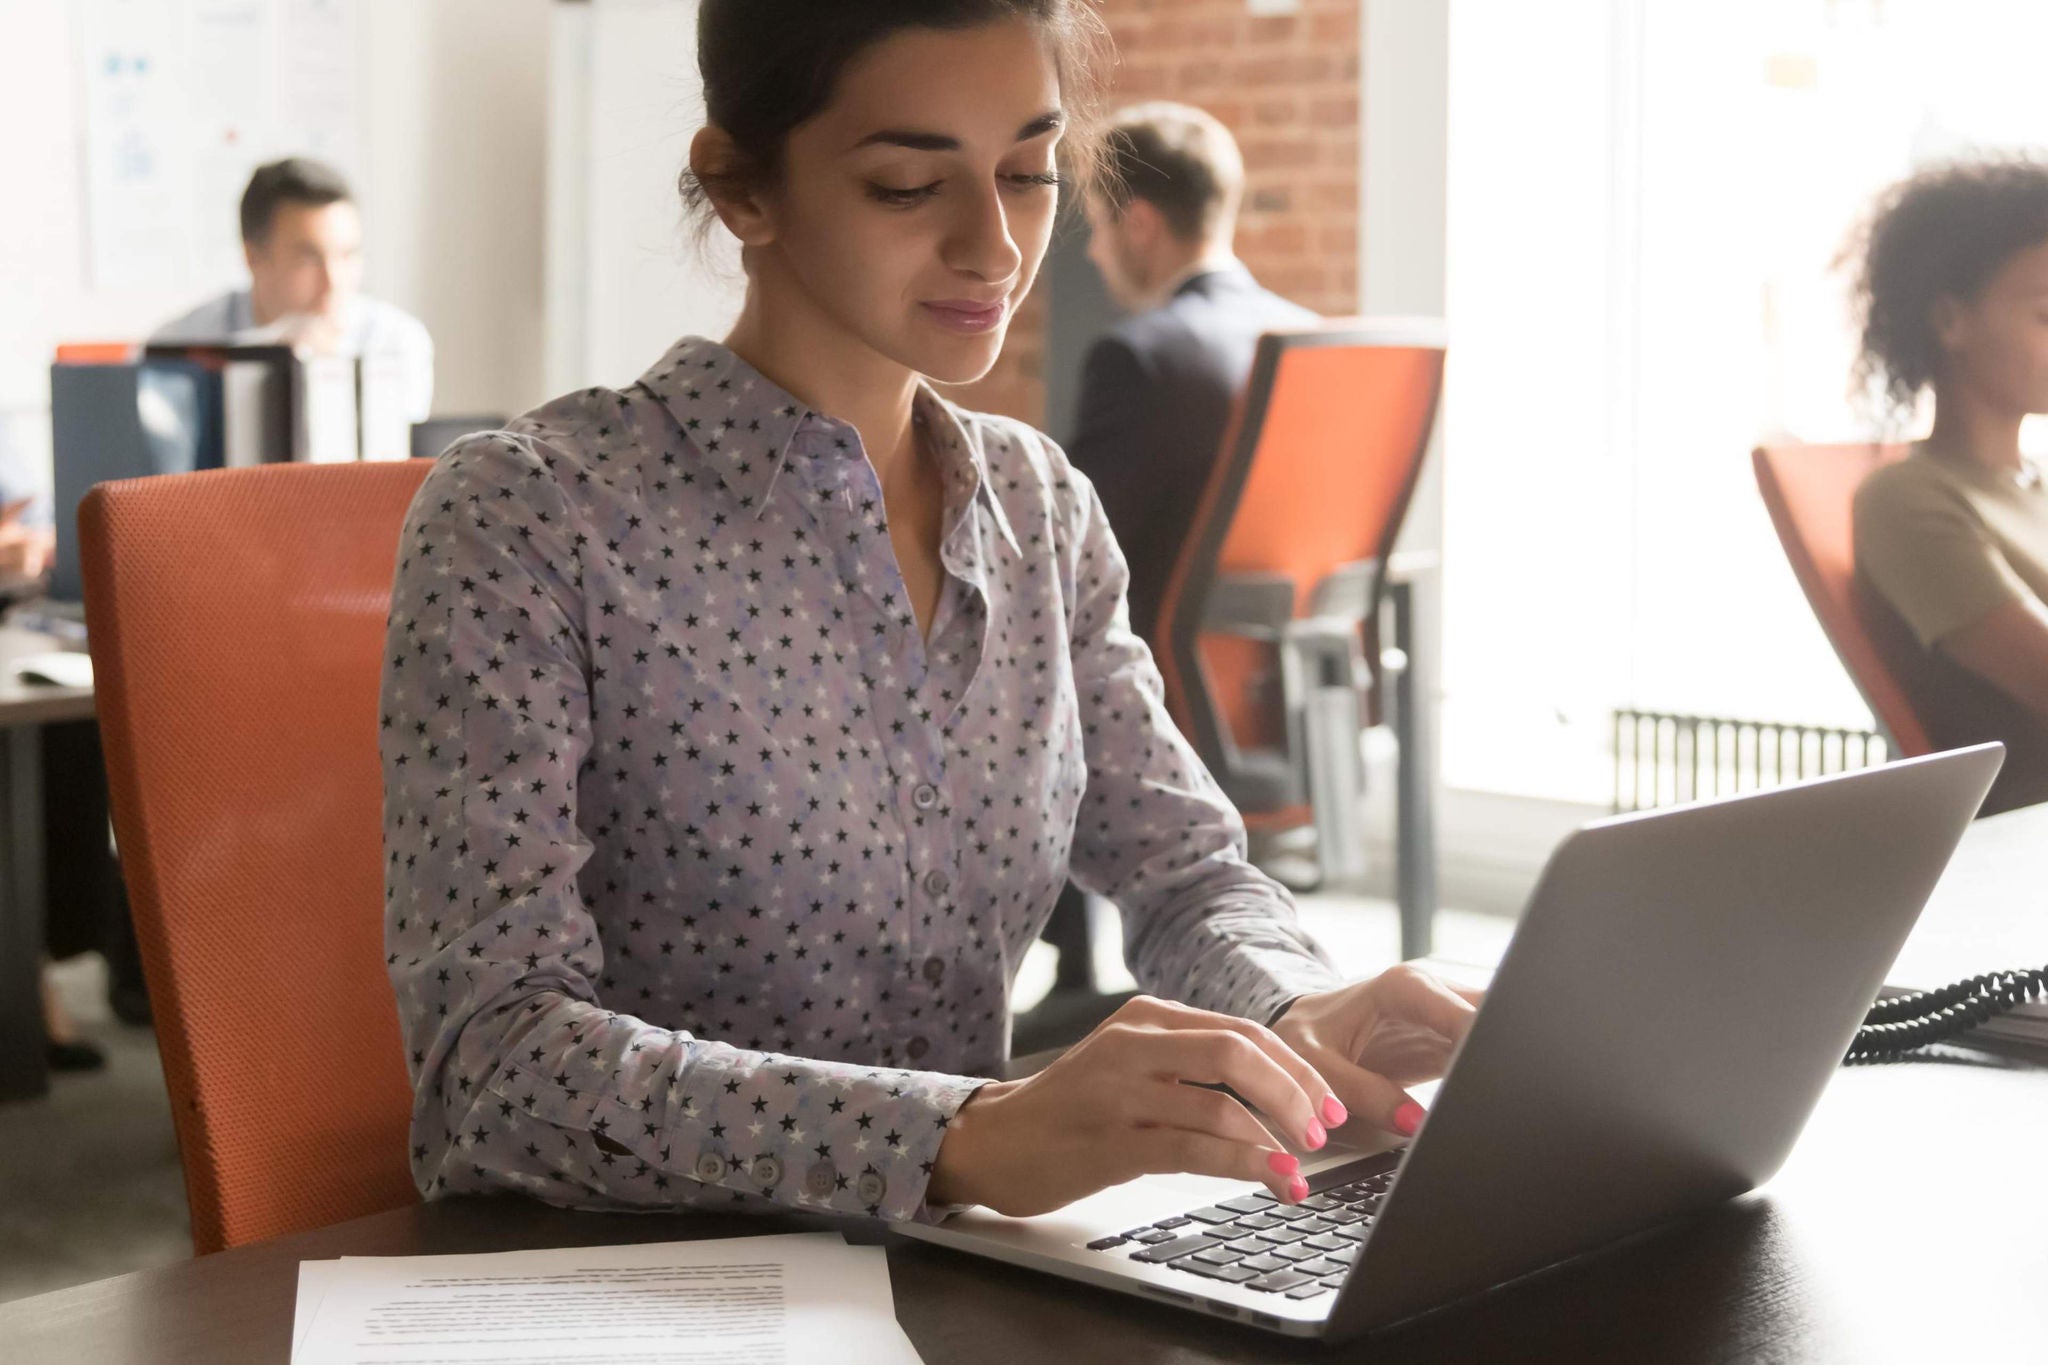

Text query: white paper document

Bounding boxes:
[291,1232,924,1365]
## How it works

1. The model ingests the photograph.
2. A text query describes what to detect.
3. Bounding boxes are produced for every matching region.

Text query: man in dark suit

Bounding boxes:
[1024,106,1316,1032]
[1070,102,1318,643]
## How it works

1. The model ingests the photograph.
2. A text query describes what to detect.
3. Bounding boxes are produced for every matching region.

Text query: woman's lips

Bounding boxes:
[921,299,1009,334]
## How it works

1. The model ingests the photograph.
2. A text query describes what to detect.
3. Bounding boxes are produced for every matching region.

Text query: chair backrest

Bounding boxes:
[1751,441,1935,757]
[81,460,432,1253]
[1157,320,1447,774]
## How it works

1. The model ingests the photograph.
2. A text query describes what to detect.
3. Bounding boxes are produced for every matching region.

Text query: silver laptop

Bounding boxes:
[897,744,2003,1341]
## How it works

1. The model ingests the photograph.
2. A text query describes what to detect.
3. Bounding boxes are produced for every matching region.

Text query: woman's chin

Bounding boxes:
[898,329,1008,389]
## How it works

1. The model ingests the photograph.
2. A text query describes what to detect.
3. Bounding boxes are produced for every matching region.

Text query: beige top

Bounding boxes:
[1853,447,2048,648]
[1854,446,2048,814]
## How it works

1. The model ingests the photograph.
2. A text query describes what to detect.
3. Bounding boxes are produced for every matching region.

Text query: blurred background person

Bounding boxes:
[1851,158,2048,814]
[1068,101,1316,645]
[1034,103,1318,1017]
[0,425,140,1072]
[153,157,435,423]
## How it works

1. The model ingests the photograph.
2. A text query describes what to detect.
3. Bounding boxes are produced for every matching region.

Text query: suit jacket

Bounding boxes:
[1066,264,1319,643]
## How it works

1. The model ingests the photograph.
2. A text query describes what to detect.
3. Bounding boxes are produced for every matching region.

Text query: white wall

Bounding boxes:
[359,0,550,419]
[545,0,744,396]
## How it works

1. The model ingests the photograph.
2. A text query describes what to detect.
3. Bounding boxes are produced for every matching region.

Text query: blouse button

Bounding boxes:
[922,956,946,985]
[906,1035,930,1061]
[922,869,950,897]
[856,1170,888,1206]
[694,1151,727,1184]
[912,783,939,811]
[750,1155,783,1190]
[804,1159,838,1198]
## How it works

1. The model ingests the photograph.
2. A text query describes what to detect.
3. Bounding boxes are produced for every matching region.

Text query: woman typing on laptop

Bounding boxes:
[379,0,1473,1229]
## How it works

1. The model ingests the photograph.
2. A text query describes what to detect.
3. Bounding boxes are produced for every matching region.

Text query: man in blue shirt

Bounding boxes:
[154,157,435,423]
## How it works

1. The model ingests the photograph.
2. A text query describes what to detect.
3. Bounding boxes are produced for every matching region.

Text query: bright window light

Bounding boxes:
[1442,0,2048,801]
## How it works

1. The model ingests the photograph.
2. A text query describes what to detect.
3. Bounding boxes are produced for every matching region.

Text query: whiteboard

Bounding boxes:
[545,0,744,396]
[0,0,359,413]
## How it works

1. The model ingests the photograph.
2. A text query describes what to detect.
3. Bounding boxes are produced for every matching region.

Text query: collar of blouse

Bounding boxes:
[633,337,1023,561]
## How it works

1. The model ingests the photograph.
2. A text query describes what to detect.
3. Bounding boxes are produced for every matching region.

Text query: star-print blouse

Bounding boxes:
[380,336,1342,1224]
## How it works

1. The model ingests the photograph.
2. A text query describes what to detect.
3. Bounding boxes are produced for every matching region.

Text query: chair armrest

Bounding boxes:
[1203,572,1295,638]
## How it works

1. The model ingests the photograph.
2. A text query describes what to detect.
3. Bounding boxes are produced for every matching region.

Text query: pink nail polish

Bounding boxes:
[1267,1151,1300,1177]
[1305,1118,1326,1150]
[1287,1175,1309,1203]
[1393,1101,1425,1137]
[1322,1096,1348,1127]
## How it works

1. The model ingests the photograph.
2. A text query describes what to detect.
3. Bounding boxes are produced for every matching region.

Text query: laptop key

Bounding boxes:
[1188,1246,1245,1267]
[1304,1234,1350,1253]
[1181,1261,1260,1284]
[1233,1212,1284,1231]
[1217,1194,1277,1215]
[1247,1269,1314,1294]
[1293,1257,1345,1277]
[1224,1237,1269,1256]
[1302,1193,1347,1212]
[1084,1235,1128,1251]
[1284,1283,1334,1300]
[1270,1244,1324,1264]
[1241,1253,1292,1275]
[1129,1227,1180,1245]
[1129,1233,1224,1264]
[1325,1245,1361,1265]
[1184,1206,1238,1225]
[1151,1215,1192,1230]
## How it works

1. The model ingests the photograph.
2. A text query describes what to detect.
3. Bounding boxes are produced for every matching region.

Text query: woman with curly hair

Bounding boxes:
[1850,157,2048,814]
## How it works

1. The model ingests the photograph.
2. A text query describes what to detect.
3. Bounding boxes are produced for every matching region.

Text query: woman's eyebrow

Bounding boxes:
[854,111,1065,152]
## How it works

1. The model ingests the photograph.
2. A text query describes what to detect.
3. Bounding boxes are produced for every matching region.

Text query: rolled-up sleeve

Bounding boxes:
[381,434,984,1221]
[1043,434,1344,1024]
[1854,465,2034,649]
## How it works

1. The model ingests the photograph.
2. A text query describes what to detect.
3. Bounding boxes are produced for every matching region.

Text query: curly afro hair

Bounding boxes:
[1846,157,2048,418]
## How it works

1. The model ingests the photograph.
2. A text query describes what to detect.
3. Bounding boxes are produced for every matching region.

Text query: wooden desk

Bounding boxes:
[0,624,97,1103]
[2,1052,2040,1363]
[6,774,2041,1358]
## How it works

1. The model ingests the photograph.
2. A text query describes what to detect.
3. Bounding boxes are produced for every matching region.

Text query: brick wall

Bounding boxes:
[953,0,1362,426]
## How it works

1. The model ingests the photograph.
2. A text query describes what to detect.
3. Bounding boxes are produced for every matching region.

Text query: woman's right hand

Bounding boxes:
[926,995,1350,1218]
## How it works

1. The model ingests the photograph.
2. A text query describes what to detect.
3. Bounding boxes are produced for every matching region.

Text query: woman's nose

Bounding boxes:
[944,182,1024,284]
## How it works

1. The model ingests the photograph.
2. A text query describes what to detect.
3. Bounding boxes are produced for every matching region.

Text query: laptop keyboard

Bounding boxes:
[1083,1167,1396,1301]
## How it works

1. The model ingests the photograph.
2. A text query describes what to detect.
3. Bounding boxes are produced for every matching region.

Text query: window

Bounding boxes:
[1442,0,2048,800]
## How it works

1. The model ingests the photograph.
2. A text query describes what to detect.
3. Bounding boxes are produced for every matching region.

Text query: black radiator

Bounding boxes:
[1611,709,1889,813]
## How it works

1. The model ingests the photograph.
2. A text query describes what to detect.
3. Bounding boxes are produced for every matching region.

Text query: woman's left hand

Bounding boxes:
[1269,964,1484,1142]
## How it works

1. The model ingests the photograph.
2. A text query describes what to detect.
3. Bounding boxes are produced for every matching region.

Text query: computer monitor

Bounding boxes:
[410,414,507,462]
[48,357,218,603]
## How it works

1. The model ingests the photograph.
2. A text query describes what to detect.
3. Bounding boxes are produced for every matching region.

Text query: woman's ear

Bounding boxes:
[690,126,777,247]
[1930,293,1969,357]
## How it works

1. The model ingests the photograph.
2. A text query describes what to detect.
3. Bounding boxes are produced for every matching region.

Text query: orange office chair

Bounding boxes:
[1752,442,1936,759]
[1157,321,1445,917]
[81,461,433,1253]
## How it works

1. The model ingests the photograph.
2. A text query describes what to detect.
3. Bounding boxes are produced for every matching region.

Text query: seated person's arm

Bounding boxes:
[1856,476,2048,718]
[383,437,983,1223]
[1936,594,2048,716]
